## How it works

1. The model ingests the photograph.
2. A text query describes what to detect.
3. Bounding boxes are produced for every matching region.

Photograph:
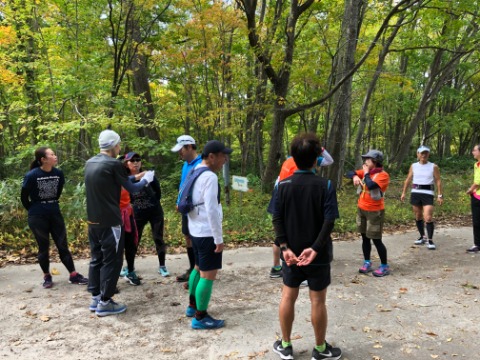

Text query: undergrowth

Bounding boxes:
[0,167,473,258]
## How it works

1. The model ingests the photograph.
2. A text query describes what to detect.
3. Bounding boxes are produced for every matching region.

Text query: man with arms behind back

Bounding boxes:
[272,133,342,360]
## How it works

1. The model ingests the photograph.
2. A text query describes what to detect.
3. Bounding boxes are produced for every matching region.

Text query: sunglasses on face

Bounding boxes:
[129,158,142,163]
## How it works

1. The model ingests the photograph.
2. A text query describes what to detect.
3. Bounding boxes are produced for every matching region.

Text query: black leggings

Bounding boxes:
[471,196,480,247]
[136,209,166,266]
[361,233,387,265]
[124,214,138,272]
[28,213,75,274]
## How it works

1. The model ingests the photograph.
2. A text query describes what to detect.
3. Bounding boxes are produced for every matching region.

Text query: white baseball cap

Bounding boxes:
[171,135,196,152]
[417,145,430,153]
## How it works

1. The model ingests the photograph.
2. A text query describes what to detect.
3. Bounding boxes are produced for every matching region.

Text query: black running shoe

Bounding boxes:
[270,266,283,278]
[69,272,88,285]
[273,340,293,360]
[311,342,342,360]
[176,269,191,283]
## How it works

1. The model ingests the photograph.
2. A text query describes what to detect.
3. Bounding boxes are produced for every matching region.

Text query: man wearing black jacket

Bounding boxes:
[272,133,342,360]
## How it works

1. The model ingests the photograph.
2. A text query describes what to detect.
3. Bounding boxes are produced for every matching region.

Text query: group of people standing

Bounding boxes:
[21,130,231,327]
[269,139,478,360]
[20,130,480,359]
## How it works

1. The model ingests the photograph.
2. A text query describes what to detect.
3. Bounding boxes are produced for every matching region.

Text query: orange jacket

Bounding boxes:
[279,157,298,181]
[354,170,390,211]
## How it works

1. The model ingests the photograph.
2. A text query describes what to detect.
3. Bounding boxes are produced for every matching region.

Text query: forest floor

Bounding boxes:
[1,226,479,360]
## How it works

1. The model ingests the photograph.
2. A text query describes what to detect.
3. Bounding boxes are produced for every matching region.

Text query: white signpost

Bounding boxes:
[231,175,249,192]
[231,176,249,228]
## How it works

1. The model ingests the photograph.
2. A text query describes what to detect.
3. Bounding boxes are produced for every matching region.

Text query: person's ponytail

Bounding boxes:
[30,147,49,170]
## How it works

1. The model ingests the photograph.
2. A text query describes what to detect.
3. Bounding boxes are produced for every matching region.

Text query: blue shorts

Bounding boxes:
[282,263,331,291]
[190,236,222,271]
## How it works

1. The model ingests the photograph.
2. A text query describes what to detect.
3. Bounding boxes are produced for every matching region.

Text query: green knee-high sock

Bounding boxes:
[195,278,214,312]
[188,268,200,297]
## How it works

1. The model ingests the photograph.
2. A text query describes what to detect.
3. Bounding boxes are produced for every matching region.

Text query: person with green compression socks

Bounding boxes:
[183,140,232,330]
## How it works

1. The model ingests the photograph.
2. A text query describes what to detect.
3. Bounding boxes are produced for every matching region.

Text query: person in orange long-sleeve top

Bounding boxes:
[346,150,391,277]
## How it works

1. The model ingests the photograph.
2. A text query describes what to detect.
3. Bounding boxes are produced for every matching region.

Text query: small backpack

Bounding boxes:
[177,167,212,215]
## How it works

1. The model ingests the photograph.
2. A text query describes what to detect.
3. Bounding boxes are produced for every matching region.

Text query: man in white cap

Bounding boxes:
[401,145,443,249]
[84,129,154,316]
[171,135,202,284]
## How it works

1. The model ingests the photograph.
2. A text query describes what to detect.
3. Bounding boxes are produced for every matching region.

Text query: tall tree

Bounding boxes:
[326,0,365,187]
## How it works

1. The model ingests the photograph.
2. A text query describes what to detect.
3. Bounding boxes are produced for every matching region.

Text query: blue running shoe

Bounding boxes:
[158,266,170,277]
[186,305,196,317]
[119,266,129,277]
[95,299,127,317]
[191,314,225,329]
[359,261,372,274]
[373,264,390,277]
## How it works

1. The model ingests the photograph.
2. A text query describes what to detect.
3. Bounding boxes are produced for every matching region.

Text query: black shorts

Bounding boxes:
[181,214,190,236]
[190,236,222,271]
[410,192,434,206]
[282,263,331,291]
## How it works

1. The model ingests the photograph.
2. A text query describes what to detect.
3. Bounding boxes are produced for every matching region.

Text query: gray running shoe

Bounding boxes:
[89,295,101,312]
[95,299,127,317]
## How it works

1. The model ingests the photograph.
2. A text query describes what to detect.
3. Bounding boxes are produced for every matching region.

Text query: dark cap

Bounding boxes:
[361,149,384,163]
[124,152,140,161]
[202,140,233,157]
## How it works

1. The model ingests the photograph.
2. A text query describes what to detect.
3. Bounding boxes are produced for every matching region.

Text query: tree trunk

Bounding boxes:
[327,0,364,188]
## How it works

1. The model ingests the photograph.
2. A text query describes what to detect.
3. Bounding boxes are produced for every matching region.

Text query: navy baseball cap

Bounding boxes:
[202,140,233,157]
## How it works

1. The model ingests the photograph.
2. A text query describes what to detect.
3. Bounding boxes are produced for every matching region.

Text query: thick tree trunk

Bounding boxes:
[263,103,288,188]
[327,0,364,188]
[130,16,160,145]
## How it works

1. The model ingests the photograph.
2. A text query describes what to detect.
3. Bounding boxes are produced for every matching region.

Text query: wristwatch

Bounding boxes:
[280,245,288,251]
[437,194,443,198]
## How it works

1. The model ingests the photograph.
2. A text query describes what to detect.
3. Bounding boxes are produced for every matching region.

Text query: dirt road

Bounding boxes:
[1,227,478,360]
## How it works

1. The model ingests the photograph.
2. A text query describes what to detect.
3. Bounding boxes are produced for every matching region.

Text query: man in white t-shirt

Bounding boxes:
[401,146,443,249]
[184,140,232,330]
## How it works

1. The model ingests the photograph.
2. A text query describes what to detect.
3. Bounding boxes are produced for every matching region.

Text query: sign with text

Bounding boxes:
[232,175,249,192]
